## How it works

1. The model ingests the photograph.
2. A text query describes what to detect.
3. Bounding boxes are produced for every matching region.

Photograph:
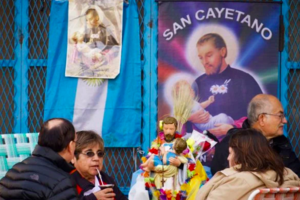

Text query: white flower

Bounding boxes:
[219,84,228,94]
[210,85,220,94]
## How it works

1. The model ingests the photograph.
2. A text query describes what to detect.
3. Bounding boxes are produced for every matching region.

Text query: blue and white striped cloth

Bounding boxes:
[44,0,141,147]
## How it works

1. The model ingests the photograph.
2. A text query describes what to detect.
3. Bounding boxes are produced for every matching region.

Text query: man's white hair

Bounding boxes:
[247,96,272,125]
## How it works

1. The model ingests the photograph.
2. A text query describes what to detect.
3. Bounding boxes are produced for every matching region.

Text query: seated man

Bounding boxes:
[211,94,300,177]
[0,118,78,200]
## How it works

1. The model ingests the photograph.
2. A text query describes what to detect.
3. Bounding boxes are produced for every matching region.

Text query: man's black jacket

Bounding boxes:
[0,145,78,200]
[211,119,300,177]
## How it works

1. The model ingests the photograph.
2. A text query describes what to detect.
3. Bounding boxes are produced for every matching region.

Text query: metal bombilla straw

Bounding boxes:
[97,168,104,185]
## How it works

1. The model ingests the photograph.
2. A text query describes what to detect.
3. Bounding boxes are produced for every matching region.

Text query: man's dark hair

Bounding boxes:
[38,118,75,152]
[197,33,227,57]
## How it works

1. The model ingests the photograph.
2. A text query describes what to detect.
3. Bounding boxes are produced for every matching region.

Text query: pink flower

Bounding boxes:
[158,132,165,140]
[182,148,190,155]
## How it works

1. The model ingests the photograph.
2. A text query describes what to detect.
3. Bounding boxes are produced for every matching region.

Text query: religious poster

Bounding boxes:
[45,0,141,147]
[66,0,123,78]
[158,2,281,169]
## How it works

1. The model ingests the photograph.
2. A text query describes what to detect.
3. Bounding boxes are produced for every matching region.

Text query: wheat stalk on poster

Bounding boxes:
[172,81,196,133]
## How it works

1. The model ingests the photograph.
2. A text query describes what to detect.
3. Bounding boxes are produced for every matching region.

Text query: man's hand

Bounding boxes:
[169,157,181,167]
[188,109,210,124]
[208,123,233,137]
[94,188,115,200]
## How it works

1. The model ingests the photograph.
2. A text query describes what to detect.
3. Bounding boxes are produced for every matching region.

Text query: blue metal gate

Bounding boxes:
[0,0,144,193]
[0,0,48,133]
[282,0,300,157]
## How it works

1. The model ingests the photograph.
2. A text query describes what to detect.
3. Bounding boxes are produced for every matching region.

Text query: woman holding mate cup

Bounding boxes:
[71,130,127,200]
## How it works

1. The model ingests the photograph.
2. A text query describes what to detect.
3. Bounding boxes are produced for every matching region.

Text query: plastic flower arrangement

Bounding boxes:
[185,130,217,161]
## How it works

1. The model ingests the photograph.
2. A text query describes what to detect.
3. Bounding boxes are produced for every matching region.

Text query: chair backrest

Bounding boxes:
[248,187,300,200]
[0,133,39,179]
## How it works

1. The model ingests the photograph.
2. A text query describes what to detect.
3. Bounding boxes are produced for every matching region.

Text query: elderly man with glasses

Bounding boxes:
[211,94,300,177]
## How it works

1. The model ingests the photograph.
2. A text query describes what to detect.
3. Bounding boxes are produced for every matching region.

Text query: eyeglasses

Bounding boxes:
[261,112,286,121]
[80,151,105,158]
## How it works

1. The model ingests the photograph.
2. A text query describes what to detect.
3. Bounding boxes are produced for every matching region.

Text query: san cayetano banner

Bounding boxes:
[158,1,280,169]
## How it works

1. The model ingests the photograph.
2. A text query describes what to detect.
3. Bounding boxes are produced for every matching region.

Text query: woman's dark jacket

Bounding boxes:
[0,145,78,200]
[71,170,127,200]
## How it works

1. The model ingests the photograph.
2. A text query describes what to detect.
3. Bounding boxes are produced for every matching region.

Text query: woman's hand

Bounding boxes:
[188,109,210,124]
[94,188,116,200]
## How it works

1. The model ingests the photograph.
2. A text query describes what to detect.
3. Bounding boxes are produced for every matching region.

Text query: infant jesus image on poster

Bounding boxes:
[66,1,123,78]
